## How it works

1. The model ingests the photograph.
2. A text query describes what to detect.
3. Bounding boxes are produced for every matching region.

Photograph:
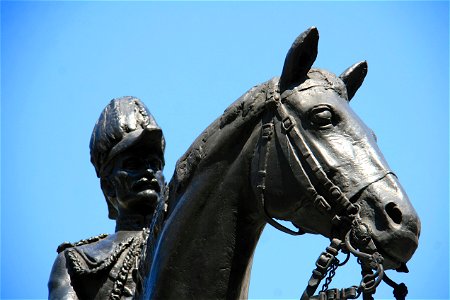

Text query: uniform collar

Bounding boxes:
[115,214,152,231]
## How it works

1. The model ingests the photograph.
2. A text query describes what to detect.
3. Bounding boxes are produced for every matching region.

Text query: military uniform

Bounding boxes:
[48,97,165,300]
[51,228,148,299]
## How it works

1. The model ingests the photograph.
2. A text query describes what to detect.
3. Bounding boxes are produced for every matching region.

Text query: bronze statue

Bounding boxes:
[140,27,420,300]
[49,28,421,300]
[48,97,166,299]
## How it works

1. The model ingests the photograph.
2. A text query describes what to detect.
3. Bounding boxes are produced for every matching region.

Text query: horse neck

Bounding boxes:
[147,121,266,299]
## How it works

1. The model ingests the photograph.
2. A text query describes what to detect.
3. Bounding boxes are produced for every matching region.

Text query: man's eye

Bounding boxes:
[123,158,141,170]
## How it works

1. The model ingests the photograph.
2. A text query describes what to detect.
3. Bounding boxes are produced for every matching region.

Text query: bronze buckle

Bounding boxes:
[282,116,295,132]
[316,252,334,272]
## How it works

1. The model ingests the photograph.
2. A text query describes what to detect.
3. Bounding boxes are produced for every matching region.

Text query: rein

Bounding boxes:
[254,82,408,300]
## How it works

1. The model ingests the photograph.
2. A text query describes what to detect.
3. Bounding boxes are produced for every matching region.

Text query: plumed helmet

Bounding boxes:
[90,96,165,177]
[90,96,165,219]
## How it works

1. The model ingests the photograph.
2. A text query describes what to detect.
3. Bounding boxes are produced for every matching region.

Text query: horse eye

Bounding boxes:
[310,106,334,128]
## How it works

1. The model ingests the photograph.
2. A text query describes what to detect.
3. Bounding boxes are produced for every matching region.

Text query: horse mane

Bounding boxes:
[167,78,278,209]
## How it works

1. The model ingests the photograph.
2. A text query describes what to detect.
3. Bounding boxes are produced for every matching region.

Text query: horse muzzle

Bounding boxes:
[356,173,421,269]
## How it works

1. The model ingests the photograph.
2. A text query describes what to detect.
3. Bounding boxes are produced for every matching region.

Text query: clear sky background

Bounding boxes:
[1,1,448,299]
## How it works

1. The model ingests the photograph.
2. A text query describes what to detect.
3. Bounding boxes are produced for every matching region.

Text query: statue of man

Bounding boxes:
[48,97,166,299]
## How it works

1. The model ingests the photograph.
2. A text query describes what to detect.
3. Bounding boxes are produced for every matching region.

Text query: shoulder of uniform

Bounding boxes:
[56,233,109,253]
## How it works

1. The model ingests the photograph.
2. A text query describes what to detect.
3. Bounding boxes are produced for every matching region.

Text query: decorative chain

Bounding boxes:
[320,257,340,292]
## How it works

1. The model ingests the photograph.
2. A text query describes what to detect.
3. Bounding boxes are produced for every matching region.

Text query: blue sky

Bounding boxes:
[1,1,448,299]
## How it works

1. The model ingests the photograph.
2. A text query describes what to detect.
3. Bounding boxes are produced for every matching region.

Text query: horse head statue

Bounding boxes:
[142,27,420,300]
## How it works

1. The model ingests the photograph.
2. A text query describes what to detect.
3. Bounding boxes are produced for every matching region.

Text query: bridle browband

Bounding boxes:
[254,82,408,300]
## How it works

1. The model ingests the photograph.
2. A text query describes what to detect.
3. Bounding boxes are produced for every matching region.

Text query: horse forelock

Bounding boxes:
[168,79,277,204]
[281,68,348,99]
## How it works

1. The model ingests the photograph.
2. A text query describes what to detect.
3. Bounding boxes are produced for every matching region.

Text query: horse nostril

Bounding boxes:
[385,202,403,225]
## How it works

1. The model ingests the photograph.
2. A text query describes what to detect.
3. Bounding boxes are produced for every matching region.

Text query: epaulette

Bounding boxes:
[56,233,109,253]
[66,235,135,276]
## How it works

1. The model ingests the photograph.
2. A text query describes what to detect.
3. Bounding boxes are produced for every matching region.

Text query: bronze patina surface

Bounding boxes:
[142,28,420,300]
[48,97,167,299]
[49,28,420,300]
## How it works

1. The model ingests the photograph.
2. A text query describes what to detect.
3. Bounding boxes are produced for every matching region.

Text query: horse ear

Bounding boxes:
[279,27,319,92]
[339,61,368,101]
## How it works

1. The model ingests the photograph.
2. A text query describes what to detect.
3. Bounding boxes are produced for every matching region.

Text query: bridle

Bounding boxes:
[254,82,409,300]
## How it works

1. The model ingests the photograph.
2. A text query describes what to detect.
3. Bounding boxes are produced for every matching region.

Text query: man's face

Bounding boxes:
[106,146,164,216]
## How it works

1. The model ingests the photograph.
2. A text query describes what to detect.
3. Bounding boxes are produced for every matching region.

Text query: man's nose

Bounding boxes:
[144,166,155,176]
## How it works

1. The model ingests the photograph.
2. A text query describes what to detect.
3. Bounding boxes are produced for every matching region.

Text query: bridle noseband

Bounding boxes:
[254,82,408,300]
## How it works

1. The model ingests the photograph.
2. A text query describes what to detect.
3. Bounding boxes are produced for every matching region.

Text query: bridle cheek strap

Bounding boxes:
[254,110,304,235]
[273,108,332,215]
